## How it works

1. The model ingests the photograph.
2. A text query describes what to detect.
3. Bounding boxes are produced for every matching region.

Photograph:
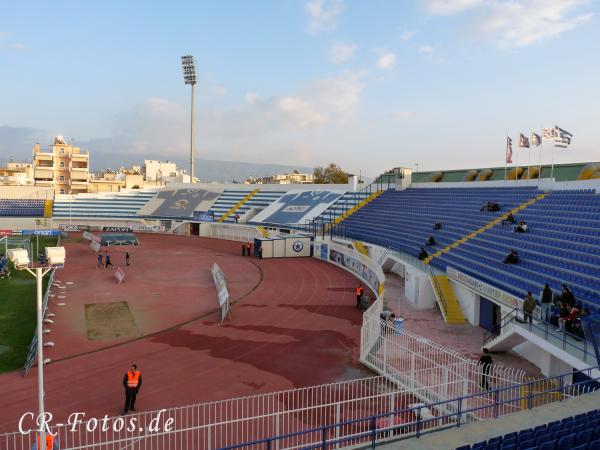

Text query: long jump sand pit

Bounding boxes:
[85,301,139,340]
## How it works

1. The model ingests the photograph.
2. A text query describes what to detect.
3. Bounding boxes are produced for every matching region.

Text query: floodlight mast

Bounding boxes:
[181,55,197,183]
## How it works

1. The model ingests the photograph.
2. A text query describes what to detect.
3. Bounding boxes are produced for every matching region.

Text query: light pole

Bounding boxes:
[181,55,197,184]
[8,246,65,449]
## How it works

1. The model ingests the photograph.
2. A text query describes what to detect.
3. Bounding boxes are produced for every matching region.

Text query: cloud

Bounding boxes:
[424,0,594,47]
[375,51,397,70]
[329,41,357,64]
[0,126,51,158]
[305,0,344,34]
[423,0,483,15]
[477,1,594,47]
[400,30,415,41]
[418,45,434,53]
[392,111,413,120]
[9,43,27,51]
[245,92,259,105]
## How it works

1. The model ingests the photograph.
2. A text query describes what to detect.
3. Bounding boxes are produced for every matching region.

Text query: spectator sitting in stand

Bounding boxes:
[503,250,519,264]
[502,212,516,225]
[433,222,442,230]
[558,304,580,332]
[488,201,500,212]
[426,236,436,246]
[418,247,428,261]
[480,201,491,212]
[514,220,528,233]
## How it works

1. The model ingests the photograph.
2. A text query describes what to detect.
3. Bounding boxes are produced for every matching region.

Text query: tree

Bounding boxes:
[313,163,349,184]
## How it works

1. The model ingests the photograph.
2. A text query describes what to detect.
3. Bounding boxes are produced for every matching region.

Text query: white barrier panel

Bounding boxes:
[90,240,101,252]
[211,263,229,323]
[201,223,262,242]
[114,267,125,284]
[285,236,311,257]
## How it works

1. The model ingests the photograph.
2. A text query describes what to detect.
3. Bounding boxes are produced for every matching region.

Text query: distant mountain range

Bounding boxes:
[85,153,314,182]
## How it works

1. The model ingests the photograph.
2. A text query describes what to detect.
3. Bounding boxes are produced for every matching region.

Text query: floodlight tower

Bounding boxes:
[181,55,197,183]
[8,246,65,449]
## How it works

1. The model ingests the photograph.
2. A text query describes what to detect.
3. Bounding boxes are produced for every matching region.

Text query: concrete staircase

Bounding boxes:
[424,193,547,265]
[217,189,259,223]
[352,241,369,256]
[429,274,467,324]
[44,200,53,218]
[484,316,599,377]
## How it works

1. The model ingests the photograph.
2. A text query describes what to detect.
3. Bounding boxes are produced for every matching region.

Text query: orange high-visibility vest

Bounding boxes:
[127,370,141,388]
[356,286,363,295]
[36,434,54,450]
[245,242,251,249]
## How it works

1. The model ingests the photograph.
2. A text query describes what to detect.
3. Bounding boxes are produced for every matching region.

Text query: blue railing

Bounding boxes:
[218,366,600,450]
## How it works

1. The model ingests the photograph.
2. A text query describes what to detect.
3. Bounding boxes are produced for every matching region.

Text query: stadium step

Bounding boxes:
[352,241,369,256]
[217,189,260,223]
[44,200,53,218]
[429,274,467,324]
[332,189,384,227]
[256,225,269,238]
[424,193,548,265]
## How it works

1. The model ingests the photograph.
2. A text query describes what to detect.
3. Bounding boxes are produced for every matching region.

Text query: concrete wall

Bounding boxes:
[0,185,54,199]
[404,264,436,309]
[412,178,600,192]
[451,280,481,325]
[0,217,52,230]
[513,341,572,377]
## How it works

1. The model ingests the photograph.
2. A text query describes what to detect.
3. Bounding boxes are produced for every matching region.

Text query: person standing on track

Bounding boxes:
[356,284,364,308]
[105,252,113,269]
[125,252,130,266]
[122,364,142,415]
[97,252,103,269]
[245,240,252,257]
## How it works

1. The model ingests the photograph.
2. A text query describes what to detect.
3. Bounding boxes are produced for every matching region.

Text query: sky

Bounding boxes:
[1,0,599,177]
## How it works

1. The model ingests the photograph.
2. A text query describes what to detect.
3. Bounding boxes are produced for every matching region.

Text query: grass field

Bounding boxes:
[0,236,58,372]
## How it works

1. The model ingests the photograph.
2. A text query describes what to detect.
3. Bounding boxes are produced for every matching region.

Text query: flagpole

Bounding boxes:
[527,147,531,179]
[504,134,507,182]
[516,143,519,182]
[550,125,556,180]
[538,125,543,179]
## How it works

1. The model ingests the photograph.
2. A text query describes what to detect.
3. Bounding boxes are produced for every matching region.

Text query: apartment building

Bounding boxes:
[33,136,90,194]
[0,161,34,185]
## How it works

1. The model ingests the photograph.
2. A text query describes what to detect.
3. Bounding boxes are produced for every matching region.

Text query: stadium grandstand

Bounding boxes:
[0,163,599,450]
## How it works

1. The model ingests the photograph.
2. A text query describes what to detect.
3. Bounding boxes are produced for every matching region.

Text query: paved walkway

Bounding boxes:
[383,273,541,376]
[375,390,600,449]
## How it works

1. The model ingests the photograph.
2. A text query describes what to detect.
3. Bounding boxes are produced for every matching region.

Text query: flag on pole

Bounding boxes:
[519,133,530,148]
[506,136,513,163]
[531,132,542,147]
[542,127,555,140]
[554,126,573,148]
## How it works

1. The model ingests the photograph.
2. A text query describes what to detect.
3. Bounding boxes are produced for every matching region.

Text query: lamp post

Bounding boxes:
[8,246,65,449]
[181,55,197,184]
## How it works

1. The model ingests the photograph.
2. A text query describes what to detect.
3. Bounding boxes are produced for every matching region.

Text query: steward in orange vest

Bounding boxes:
[356,284,364,308]
[32,433,57,450]
[122,364,142,415]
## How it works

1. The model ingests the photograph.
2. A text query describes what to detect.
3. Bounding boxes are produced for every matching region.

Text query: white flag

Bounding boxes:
[554,126,573,148]
[541,128,554,140]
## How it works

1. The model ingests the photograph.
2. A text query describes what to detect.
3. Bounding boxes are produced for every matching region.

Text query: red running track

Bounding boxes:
[0,235,372,433]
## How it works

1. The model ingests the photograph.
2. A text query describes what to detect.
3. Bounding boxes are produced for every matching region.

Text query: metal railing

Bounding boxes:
[482,307,596,365]
[218,365,600,450]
